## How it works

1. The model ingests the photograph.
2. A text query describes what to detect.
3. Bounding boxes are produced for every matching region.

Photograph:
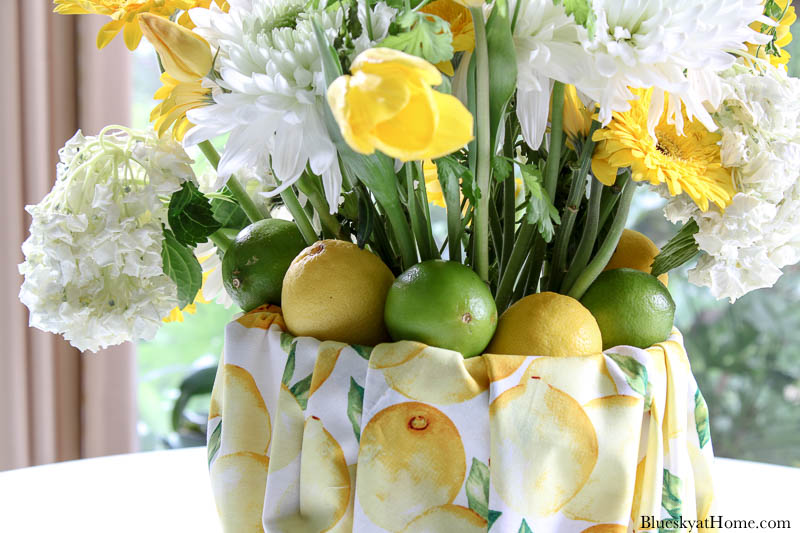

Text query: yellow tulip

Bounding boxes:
[139,13,213,83]
[419,0,475,76]
[327,48,474,162]
[451,0,484,7]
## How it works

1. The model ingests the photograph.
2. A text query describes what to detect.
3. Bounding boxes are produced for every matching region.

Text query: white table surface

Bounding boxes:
[0,447,798,532]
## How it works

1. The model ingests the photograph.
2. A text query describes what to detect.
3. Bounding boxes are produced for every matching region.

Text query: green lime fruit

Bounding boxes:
[384,260,497,358]
[222,219,307,311]
[580,268,675,350]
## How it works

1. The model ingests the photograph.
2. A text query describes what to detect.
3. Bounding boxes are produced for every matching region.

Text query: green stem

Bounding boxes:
[198,140,264,223]
[279,186,318,246]
[495,222,536,312]
[471,6,492,282]
[598,170,629,229]
[567,178,637,300]
[384,201,418,269]
[297,173,346,239]
[416,163,440,259]
[501,169,516,274]
[544,82,566,199]
[549,122,599,289]
[525,238,546,295]
[406,165,432,260]
[208,228,233,254]
[559,176,604,293]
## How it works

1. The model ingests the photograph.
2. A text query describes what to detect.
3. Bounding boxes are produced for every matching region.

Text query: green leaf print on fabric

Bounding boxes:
[466,458,490,520]
[207,421,221,468]
[351,344,373,361]
[290,373,312,410]
[607,352,651,408]
[279,332,295,355]
[281,339,297,387]
[518,518,533,533]
[347,377,365,443]
[488,510,502,530]
[694,388,711,448]
[662,469,683,520]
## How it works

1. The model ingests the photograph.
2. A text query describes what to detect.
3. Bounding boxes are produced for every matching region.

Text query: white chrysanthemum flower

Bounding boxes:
[19,129,195,352]
[194,241,233,308]
[664,64,800,302]
[580,0,771,133]
[510,0,592,148]
[184,0,396,213]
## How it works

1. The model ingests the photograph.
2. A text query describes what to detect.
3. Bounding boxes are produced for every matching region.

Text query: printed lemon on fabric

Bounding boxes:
[327,48,474,162]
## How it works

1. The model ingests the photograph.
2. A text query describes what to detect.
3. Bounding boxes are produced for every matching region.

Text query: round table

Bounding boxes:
[0,448,797,532]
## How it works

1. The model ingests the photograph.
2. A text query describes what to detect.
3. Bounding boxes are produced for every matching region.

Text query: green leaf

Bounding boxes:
[520,163,560,242]
[661,469,683,520]
[168,181,222,247]
[290,372,313,410]
[607,352,651,408]
[695,388,711,448]
[381,11,454,65]
[207,421,221,468]
[435,155,468,262]
[485,0,518,153]
[465,458,491,520]
[491,156,513,183]
[161,228,203,309]
[488,510,502,530]
[352,344,374,361]
[347,377,365,442]
[211,185,249,230]
[651,220,700,278]
[281,339,297,386]
[518,519,533,533]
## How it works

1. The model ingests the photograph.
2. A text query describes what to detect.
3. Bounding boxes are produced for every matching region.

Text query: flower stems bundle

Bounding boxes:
[26,0,800,352]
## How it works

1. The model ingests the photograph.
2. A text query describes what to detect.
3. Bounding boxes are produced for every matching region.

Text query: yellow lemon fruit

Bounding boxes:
[309,341,347,397]
[370,341,488,404]
[210,452,269,533]
[222,364,270,455]
[269,385,305,472]
[281,240,394,346]
[604,228,669,286]
[490,378,598,517]
[357,402,466,531]
[300,416,351,532]
[401,504,487,533]
[520,354,618,405]
[487,292,603,357]
[564,395,643,523]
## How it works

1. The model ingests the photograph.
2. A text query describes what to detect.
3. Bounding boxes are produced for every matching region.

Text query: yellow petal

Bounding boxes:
[372,88,438,160]
[423,90,474,159]
[96,19,125,49]
[139,13,213,82]
[123,19,143,51]
[327,76,377,155]
[354,48,442,87]
[436,60,455,76]
[591,154,618,186]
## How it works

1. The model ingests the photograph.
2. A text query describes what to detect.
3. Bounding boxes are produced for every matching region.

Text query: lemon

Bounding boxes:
[486,292,602,357]
[604,228,668,286]
[210,452,269,533]
[222,219,307,311]
[281,239,394,346]
[357,402,466,531]
[300,417,351,531]
[401,504,486,533]
[384,260,497,358]
[220,364,270,455]
[580,268,675,350]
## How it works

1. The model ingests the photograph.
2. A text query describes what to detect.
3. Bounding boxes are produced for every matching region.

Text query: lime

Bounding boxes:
[580,268,675,350]
[281,239,394,346]
[384,260,497,358]
[486,292,602,357]
[604,229,668,286]
[221,219,307,311]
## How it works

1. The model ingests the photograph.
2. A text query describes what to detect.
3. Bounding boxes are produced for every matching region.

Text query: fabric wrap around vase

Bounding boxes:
[207,305,716,533]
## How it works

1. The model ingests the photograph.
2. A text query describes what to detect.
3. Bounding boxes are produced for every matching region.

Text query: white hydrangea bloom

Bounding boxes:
[184,0,396,213]
[19,129,194,352]
[664,64,800,302]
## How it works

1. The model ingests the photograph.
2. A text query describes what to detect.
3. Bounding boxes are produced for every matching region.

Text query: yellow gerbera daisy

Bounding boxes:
[592,89,734,213]
[53,0,202,50]
[163,272,211,323]
[419,0,475,76]
[747,0,797,68]
[151,74,213,141]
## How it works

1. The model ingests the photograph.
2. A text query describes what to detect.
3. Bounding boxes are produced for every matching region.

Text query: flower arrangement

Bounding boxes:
[26,0,799,354]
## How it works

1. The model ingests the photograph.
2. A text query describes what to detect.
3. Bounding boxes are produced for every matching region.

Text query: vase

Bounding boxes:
[207,305,715,533]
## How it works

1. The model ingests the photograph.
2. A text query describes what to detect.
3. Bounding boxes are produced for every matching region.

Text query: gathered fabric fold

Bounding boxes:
[208,305,716,533]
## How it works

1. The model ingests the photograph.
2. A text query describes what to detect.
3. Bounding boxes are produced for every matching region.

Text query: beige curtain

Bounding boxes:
[0,2,137,471]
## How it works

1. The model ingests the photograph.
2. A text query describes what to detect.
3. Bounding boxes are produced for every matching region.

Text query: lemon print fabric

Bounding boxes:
[209,306,718,533]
